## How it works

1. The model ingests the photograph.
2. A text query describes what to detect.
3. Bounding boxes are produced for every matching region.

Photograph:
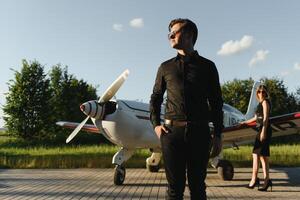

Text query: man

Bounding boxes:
[150,18,223,200]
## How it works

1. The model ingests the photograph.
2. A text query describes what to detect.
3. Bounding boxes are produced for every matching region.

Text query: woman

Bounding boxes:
[240,84,272,191]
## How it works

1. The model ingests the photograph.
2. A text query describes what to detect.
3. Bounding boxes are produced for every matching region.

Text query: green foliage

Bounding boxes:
[221,78,254,113]
[49,65,97,123]
[3,60,100,143]
[0,134,150,168]
[259,77,298,116]
[221,77,300,116]
[48,65,99,142]
[223,144,300,167]
[3,60,52,140]
[297,87,300,98]
[295,87,300,110]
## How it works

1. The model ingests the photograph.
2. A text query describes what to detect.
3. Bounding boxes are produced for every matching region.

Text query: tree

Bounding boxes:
[221,78,254,114]
[3,60,52,139]
[294,87,300,111]
[49,64,97,123]
[48,65,101,143]
[260,77,296,116]
[297,87,300,100]
[221,77,299,117]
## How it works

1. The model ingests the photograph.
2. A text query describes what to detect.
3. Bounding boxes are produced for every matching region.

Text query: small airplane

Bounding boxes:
[56,69,300,185]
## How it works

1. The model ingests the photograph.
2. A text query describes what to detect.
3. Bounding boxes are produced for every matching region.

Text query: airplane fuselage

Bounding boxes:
[92,99,246,150]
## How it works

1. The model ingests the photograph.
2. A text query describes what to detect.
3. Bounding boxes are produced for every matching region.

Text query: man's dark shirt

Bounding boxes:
[149,51,224,136]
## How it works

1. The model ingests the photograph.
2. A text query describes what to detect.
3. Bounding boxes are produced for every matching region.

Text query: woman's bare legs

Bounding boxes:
[249,153,260,186]
[260,156,270,181]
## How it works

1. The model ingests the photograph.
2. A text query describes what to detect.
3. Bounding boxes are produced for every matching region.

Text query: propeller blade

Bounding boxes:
[66,116,89,143]
[99,69,129,103]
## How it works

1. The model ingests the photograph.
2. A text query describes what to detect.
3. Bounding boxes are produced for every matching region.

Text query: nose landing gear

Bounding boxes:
[112,148,134,185]
[114,165,126,185]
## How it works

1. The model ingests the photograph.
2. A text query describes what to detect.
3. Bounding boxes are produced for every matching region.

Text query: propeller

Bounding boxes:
[98,69,129,103]
[66,69,130,143]
[66,116,89,143]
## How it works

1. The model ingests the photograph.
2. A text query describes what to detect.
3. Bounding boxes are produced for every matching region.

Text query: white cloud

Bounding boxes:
[249,50,269,67]
[294,62,300,70]
[217,35,254,56]
[129,18,144,28]
[113,24,123,32]
[278,62,299,77]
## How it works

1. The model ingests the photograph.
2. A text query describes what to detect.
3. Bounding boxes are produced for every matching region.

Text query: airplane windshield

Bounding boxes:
[120,100,150,112]
[223,104,244,115]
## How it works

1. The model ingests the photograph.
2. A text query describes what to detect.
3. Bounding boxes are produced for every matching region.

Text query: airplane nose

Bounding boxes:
[80,104,85,112]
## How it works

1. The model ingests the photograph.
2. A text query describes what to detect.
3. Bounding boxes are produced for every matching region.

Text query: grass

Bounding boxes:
[0,145,151,168]
[1,131,300,168]
[0,132,151,168]
[223,144,300,167]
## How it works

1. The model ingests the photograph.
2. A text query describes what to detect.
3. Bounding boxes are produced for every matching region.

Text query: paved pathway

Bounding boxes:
[0,168,299,199]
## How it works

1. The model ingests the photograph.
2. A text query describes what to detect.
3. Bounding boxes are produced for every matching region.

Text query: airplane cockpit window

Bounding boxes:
[223,104,244,116]
[120,100,150,112]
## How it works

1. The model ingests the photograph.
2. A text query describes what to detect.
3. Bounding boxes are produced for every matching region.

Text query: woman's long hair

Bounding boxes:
[256,84,270,101]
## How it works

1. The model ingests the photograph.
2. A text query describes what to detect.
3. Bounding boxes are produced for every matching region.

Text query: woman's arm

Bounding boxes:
[240,115,257,125]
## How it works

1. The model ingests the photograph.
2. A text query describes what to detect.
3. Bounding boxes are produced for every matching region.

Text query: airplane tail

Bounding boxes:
[244,81,261,120]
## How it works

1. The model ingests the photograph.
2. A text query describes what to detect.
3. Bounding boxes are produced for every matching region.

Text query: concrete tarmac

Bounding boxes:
[0,168,300,199]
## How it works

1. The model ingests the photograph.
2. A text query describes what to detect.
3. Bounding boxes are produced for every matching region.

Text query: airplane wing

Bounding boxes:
[222,112,300,148]
[56,121,100,133]
[56,112,300,146]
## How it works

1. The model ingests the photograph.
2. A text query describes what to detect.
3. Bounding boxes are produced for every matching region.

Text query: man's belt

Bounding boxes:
[164,119,188,127]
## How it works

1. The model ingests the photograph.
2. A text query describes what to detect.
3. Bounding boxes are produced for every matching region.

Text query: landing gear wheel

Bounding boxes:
[147,164,160,172]
[114,165,126,185]
[217,160,234,180]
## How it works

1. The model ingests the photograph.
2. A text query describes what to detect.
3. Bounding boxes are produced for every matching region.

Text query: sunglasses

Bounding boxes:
[168,28,183,40]
[257,90,266,94]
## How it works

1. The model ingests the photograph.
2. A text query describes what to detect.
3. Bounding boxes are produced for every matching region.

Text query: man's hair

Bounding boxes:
[168,18,198,45]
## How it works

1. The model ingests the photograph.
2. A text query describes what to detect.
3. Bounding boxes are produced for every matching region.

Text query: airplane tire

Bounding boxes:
[114,165,126,185]
[217,160,234,181]
[147,164,160,172]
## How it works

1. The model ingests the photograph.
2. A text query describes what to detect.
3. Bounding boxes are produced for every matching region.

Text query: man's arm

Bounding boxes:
[149,66,166,128]
[207,63,224,137]
[207,63,223,158]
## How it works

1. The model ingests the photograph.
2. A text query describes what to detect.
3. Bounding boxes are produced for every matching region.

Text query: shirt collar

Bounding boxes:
[175,50,199,62]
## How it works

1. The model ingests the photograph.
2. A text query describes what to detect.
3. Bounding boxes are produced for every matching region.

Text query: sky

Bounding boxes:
[0,0,300,127]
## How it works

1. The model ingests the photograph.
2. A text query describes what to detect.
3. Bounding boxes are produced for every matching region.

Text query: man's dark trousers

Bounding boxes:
[161,122,211,200]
